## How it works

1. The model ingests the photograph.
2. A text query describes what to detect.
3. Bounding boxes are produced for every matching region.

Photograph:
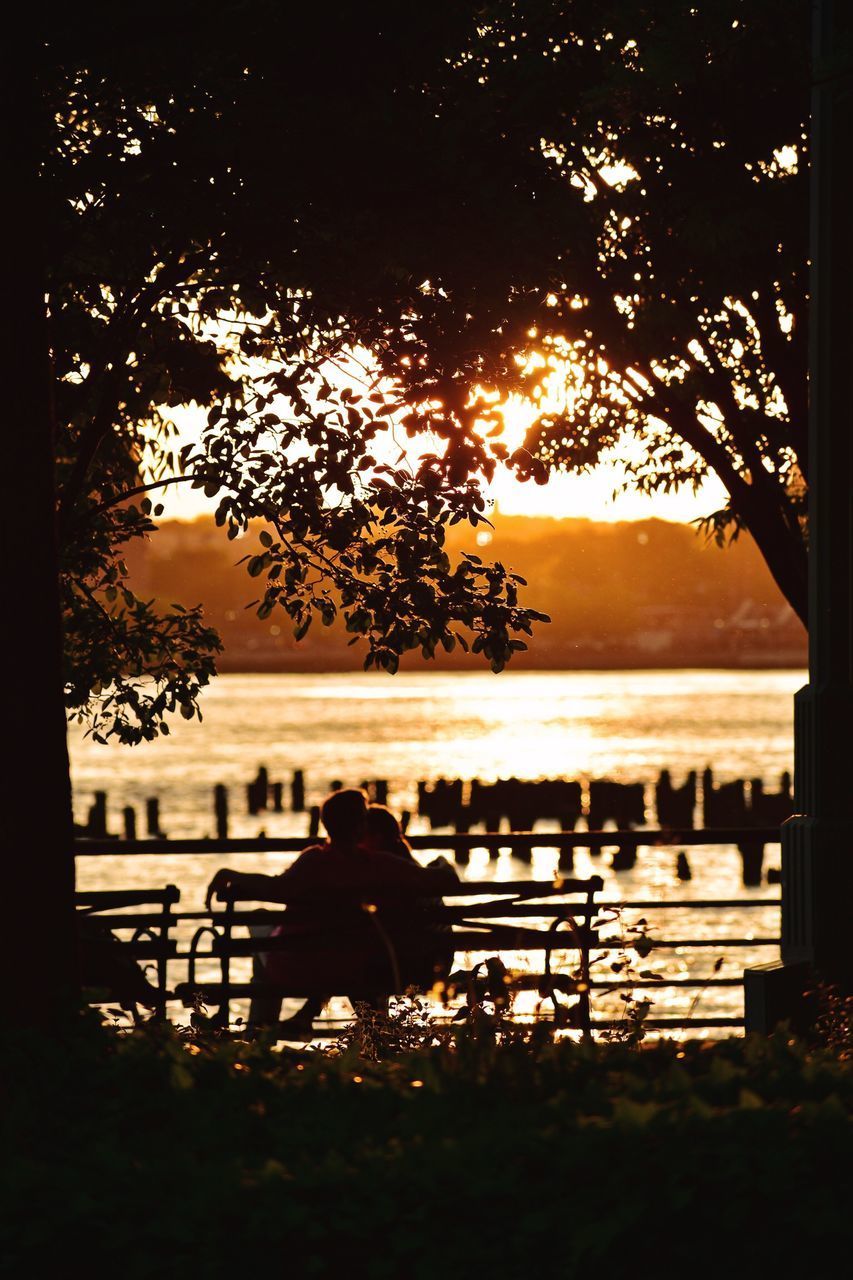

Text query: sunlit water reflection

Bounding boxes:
[70,669,802,1033]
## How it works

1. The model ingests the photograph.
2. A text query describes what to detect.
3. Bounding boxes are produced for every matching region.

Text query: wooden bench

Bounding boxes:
[77,886,180,1019]
[174,875,603,1037]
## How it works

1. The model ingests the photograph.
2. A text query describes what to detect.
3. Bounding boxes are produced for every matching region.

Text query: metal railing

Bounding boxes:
[75,829,782,1033]
[75,826,780,855]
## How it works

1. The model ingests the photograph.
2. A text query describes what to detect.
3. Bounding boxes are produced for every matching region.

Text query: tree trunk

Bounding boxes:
[0,34,79,1022]
[736,495,809,630]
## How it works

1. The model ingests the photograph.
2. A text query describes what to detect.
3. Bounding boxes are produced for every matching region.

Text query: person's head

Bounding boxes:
[321,788,368,844]
[363,804,413,859]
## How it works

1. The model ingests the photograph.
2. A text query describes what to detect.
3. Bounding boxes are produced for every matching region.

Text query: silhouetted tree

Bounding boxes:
[3,29,77,1020]
[455,0,810,622]
[47,3,557,743]
[9,0,810,1018]
[49,0,809,750]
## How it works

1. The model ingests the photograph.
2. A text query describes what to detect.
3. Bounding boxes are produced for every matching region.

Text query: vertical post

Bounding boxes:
[145,798,162,839]
[122,806,137,841]
[780,1,853,990]
[214,784,229,840]
[88,791,108,839]
[155,887,178,1023]
[216,896,235,1029]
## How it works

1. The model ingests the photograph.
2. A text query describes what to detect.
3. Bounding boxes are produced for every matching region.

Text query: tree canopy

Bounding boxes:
[464,0,809,618]
[47,0,809,744]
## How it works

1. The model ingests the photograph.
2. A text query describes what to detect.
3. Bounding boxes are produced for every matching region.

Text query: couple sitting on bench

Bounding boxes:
[205,788,459,1037]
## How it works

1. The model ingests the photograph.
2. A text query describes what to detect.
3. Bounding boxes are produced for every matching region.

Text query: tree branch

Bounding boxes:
[90,474,194,517]
[645,373,807,623]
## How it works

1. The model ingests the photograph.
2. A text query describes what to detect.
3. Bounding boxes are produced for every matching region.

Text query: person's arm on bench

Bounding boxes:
[205,846,456,910]
[205,847,325,909]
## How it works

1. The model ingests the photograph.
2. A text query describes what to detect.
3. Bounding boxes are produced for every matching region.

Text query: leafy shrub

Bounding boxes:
[1,1013,850,1278]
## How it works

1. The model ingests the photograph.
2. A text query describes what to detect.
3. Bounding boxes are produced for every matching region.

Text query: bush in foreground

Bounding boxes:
[1,1014,850,1277]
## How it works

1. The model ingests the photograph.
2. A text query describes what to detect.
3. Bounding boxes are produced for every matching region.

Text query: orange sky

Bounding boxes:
[153,340,728,525]
[157,400,726,526]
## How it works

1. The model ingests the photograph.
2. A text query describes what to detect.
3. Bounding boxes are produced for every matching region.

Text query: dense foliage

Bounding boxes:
[2,1017,850,1276]
[47,1,809,743]
[49,4,550,742]
[463,0,810,620]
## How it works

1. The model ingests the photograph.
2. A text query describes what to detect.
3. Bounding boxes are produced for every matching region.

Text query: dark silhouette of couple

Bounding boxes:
[206,787,458,1037]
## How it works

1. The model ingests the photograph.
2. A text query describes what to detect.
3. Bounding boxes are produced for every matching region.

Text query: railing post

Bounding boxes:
[750,3,853,1025]
[781,1,853,989]
[215,896,236,1028]
[155,886,177,1021]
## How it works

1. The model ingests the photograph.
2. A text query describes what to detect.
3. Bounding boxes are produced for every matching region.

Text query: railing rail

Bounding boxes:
[75,831,782,1033]
[74,826,781,856]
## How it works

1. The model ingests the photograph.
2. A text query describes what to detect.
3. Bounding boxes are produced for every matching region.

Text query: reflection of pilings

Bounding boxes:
[738,840,765,888]
[558,841,574,872]
[610,843,637,872]
[700,768,793,884]
[453,807,471,864]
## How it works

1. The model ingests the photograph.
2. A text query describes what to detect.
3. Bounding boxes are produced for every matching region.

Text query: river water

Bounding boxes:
[70,669,803,1031]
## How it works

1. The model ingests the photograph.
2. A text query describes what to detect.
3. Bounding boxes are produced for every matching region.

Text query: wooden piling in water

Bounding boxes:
[308,805,321,840]
[145,797,164,838]
[655,769,697,827]
[291,769,305,812]
[214,784,229,840]
[88,791,108,838]
[246,769,265,816]
[122,805,136,841]
[271,781,283,813]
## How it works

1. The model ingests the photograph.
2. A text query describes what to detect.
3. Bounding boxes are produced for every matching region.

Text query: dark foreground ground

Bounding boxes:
[1,1015,850,1278]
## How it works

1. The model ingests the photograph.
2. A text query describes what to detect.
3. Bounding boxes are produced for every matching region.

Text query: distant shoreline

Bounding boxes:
[216,655,807,675]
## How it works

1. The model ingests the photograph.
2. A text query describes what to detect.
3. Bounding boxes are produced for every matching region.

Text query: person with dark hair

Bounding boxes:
[204,787,371,908]
[205,789,457,1038]
[363,803,459,987]
[362,803,416,862]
